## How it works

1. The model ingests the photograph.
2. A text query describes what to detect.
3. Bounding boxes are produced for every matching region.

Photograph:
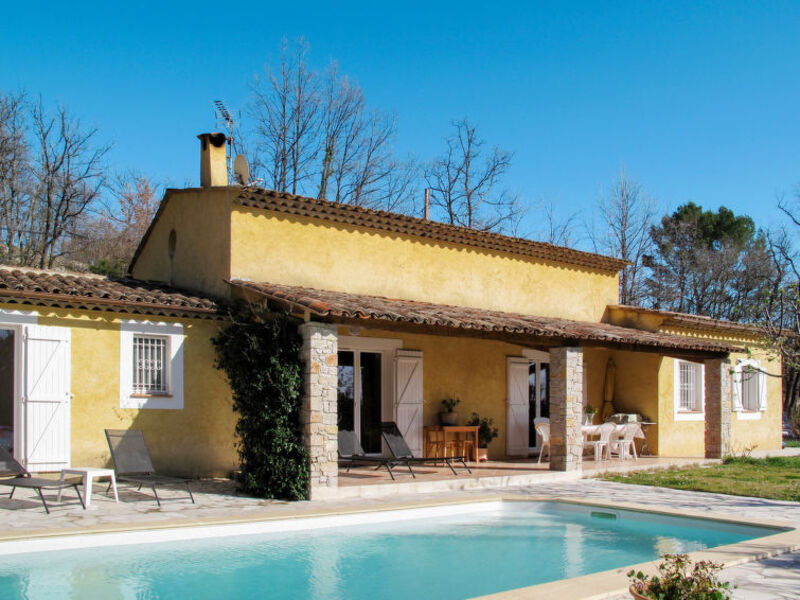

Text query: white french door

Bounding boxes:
[528,360,550,451]
[337,337,401,455]
[337,349,383,453]
[506,350,550,456]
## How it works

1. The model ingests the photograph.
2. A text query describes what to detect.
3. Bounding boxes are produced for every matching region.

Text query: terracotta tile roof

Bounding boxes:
[609,305,762,336]
[231,280,737,354]
[0,267,220,318]
[234,187,629,273]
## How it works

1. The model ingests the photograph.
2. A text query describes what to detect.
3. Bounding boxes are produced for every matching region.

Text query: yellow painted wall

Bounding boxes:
[15,306,237,477]
[337,328,659,460]
[604,307,664,332]
[350,327,528,460]
[730,347,783,454]
[232,207,620,321]
[130,188,233,300]
[656,356,705,457]
[656,349,782,457]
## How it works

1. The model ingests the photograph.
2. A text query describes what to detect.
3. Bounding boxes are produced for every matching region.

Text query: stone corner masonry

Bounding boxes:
[299,322,339,499]
[704,357,732,459]
[549,346,584,471]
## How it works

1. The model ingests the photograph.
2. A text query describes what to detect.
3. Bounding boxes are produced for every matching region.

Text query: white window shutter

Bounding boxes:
[757,367,767,412]
[394,350,423,457]
[731,365,743,412]
[23,324,71,472]
[506,357,530,457]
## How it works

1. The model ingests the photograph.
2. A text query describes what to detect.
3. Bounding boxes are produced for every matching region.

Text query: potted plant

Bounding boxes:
[628,554,734,600]
[440,397,461,426]
[584,404,598,425]
[466,412,499,461]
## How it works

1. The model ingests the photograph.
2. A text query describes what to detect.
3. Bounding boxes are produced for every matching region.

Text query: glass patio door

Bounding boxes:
[337,350,382,454]
[528,361,550,450]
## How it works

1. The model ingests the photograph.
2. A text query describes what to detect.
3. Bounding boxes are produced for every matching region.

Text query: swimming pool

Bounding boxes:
[0,500,781,600]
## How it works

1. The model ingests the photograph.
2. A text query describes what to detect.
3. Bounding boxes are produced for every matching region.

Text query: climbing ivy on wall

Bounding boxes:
[213,308,309,500]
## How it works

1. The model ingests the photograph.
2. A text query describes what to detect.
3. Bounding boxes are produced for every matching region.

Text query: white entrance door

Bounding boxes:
[23,324,71,472]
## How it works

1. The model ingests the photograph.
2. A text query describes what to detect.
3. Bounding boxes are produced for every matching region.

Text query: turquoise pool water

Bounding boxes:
[0,501,776,600]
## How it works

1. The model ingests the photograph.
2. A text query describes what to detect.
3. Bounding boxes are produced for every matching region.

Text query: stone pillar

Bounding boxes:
[299,322,339,499]
[704,358,732,459]
[549,347,584,471]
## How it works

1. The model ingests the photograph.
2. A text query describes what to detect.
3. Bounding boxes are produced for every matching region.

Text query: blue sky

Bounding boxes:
[2,1,799,241]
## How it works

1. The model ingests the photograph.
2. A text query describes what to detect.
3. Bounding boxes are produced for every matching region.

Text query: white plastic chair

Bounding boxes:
[535,422,550,463]
[610,423,639,461]
[585,422,615,462]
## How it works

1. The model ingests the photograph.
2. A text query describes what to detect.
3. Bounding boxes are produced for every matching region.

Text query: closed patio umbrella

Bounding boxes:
[601,358,616,422]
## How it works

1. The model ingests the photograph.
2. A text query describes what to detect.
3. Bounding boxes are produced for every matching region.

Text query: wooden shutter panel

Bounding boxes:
[732,365,743,412]
[506,357,530,457]
[757,365,768,412]
[23,324,71,472]
[395,350,423,457]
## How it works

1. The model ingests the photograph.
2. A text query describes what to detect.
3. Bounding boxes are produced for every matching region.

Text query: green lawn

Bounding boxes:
[786,439,800,448]
[602,456,800,502]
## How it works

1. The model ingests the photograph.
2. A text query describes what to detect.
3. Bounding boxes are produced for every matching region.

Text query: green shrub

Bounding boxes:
[213,308,309,500]
[628,554,734,599]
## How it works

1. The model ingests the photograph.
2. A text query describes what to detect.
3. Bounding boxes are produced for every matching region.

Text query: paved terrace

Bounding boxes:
[1,449,798,599]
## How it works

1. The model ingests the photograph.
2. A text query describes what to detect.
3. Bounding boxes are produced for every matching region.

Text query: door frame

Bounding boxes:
[0,310,38,465]
[523,349,550,453]
[338,336,402,451]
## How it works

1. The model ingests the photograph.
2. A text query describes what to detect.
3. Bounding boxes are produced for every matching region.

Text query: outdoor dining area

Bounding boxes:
[535,419,647,464]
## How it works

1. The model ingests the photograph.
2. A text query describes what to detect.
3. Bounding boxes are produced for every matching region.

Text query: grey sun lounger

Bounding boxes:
[0,447,85,514]
[105,429,194,506]
[338,430,414,480]
[381,422,472,476]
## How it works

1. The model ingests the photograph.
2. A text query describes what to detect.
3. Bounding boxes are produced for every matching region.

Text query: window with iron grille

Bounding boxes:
[677,360,703,412]
[132,335,168,394]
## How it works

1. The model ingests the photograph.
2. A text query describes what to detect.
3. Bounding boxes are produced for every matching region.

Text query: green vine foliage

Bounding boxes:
[213,308,309,500]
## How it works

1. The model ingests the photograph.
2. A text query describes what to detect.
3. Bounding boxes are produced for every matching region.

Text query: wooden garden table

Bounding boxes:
[423,425,479,463]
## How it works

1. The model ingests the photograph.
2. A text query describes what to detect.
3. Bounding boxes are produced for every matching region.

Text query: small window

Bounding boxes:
[734,360,766,417]
[679,361,700,410]
[741,366,759,411]
[120,321,184,410]
[132,335,168,395]
[674,360,704,420]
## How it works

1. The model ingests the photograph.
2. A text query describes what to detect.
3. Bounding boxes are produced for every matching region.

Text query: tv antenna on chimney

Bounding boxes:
[214,100,236,178]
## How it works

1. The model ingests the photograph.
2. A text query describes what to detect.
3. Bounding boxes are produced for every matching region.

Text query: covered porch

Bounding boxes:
[230,280,738,500]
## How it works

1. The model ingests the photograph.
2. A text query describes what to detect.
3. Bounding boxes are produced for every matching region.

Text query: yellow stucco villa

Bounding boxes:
[0,133,782,498]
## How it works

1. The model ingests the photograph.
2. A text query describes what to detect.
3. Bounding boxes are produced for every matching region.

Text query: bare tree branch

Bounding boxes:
[424,118,523,233]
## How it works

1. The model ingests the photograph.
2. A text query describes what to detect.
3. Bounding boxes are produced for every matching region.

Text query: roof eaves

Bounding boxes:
[231,280,737,354]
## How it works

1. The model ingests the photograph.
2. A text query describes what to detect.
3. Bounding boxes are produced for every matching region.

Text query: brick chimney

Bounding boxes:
[198,132,228,187]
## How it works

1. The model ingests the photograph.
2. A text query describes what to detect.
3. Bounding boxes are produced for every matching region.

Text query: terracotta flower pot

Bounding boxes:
[440,411,458,426]
[477,447,488,462]
[629,585,650,600]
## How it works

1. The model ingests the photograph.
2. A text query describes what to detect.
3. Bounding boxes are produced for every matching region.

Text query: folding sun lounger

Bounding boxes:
[105,429,194,506]
[338,430,414,480]
[0,447,85,514]
[381,422,472,476]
